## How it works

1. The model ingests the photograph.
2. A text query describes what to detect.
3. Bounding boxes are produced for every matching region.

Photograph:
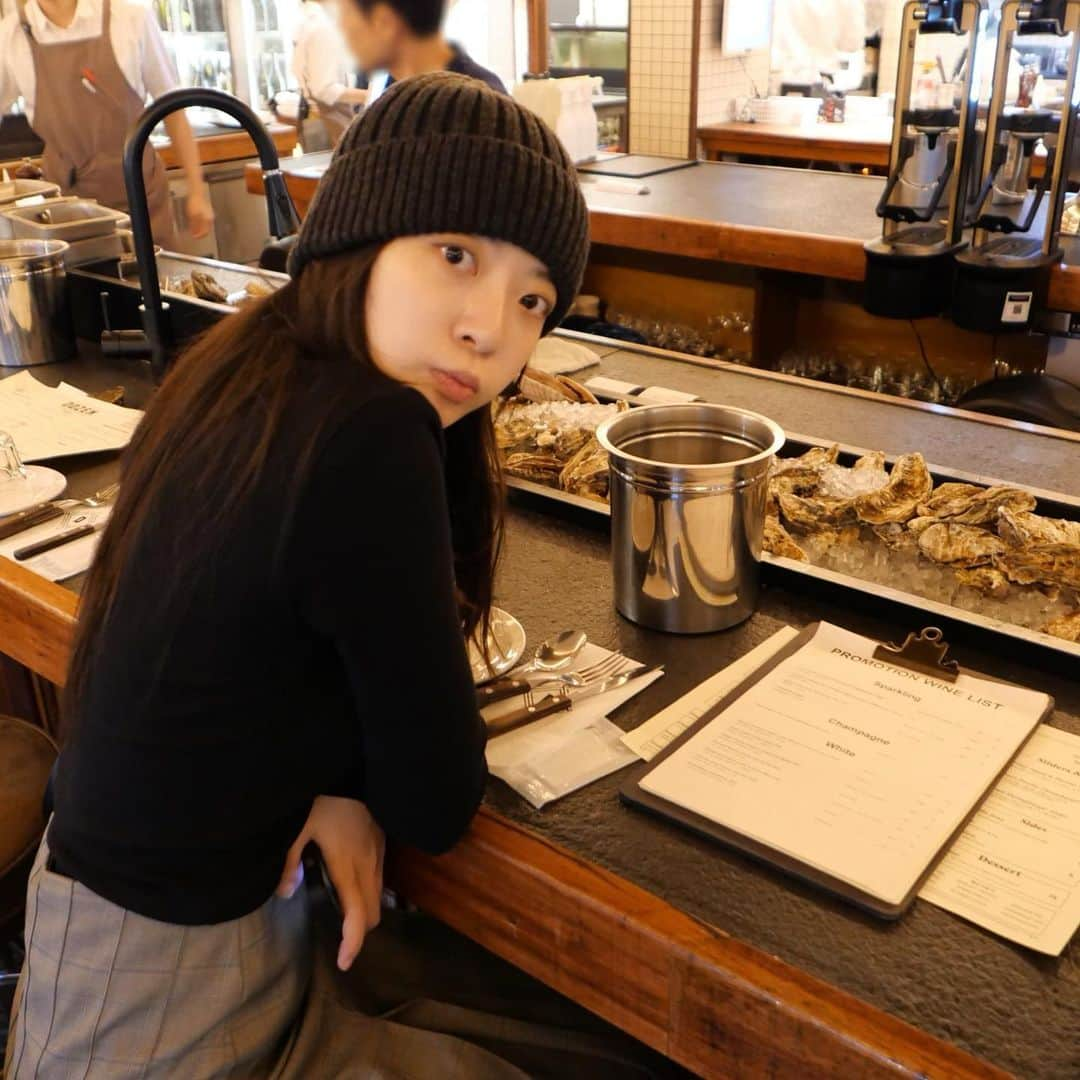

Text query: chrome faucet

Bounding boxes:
[122,88,299,378]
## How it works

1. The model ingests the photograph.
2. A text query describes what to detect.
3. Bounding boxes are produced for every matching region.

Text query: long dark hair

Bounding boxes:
[64,246,503,722]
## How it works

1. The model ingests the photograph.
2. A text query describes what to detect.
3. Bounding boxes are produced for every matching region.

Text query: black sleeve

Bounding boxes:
[289,389,487,853]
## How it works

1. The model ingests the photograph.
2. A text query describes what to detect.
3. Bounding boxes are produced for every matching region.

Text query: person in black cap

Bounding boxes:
[338,0,505,103]
[5,72,650,1080]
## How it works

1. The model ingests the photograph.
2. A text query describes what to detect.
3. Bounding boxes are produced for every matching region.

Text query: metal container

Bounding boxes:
[3,198,128,243]
[0,239,75,367]
[597,403,785,634]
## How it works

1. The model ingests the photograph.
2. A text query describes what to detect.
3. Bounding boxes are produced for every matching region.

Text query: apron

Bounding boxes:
[18,0,177,248]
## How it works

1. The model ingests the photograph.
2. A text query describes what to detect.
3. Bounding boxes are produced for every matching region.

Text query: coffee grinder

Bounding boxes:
[865,1,989,318]
[952,0,1080,332]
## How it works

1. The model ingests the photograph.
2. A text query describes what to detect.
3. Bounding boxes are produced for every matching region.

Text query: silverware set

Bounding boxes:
[476,622,662,738]
[1,482,119,560]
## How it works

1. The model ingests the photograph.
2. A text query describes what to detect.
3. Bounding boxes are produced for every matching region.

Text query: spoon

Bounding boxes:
[476,629,588,707]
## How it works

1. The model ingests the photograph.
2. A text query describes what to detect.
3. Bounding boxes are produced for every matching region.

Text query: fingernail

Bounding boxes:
[337,945,352,971]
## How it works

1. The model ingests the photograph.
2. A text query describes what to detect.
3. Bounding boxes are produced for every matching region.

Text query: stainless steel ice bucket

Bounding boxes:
[597,403,785,634]
[0,239,74,367]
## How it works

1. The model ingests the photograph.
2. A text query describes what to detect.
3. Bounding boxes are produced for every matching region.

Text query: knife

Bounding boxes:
[0,503,65,542]
[476,670,565,709]
[13,522,99,562]
[486,665,663,739]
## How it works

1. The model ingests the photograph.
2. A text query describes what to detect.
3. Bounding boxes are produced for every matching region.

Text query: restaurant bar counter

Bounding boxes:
[2,340,1079,1079]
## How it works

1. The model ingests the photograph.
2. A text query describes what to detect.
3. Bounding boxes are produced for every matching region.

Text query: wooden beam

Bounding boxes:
[390,810,1008,1079]
[526,0,549,77]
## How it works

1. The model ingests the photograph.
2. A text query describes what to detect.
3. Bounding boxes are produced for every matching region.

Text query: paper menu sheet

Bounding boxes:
[622,627,800,761]
[639,622,1051,907]
[0,372,142,462]
[920,724,1080,955]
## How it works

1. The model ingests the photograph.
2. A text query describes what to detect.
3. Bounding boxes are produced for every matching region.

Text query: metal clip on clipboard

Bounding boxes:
[873,626,960,683]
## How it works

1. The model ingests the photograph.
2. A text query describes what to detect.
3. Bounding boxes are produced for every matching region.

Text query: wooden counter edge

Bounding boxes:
[390,809,1007,1079]
[158,125,299,171]
[0,554,1007,1078]
[0,557,77,687]
[244,161,1077,305]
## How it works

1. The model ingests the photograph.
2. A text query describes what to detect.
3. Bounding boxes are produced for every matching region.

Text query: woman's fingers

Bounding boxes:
[276,830,308,898]
[335,870,374,971]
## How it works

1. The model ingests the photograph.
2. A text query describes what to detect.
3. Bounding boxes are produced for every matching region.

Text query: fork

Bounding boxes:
[58,482,120,509]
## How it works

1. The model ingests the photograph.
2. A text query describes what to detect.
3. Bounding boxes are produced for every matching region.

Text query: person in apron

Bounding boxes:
[291,0,365,147]
[0,0,213,247]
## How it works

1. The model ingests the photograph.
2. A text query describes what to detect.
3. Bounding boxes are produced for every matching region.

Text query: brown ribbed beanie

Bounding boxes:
[288,71,589,333]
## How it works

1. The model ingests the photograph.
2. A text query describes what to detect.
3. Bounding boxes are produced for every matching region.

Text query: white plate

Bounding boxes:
[469,607,527,684]
[0,465,66,517]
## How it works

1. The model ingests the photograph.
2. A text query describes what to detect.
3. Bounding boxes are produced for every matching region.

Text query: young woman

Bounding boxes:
[5,72,588,1078]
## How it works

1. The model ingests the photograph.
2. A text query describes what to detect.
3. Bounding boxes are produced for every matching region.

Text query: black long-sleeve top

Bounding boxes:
[48,377,488,925]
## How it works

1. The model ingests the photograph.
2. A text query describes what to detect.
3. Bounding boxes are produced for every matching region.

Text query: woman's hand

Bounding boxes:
[277,795,386,971]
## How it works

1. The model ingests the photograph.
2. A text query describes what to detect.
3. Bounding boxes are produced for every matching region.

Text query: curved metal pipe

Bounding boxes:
[122,88,299,377]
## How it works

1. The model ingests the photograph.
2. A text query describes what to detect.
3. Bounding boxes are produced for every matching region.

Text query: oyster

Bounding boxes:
[994,545,1080,591]
[763,517,808,562]
[560,437,609,502]
[778,492,856,531]
[916,484,1036,526]
[494,401,618,461]
[853,453,933,524]
[906,516,938,536]
[190,270,229,304]
[771,445,839,479]
[872,522,918,550]
[955,567,1011,599]
[1044,612,1080,642]
[502,452,564,485]
[998,508,1080,549]
[917,523,1006,567]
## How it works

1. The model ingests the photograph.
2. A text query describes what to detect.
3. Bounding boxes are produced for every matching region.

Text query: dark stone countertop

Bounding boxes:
[8,342,1080,1077]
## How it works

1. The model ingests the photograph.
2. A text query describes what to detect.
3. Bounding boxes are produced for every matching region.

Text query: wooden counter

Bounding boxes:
[246,154,1079,310]
[3,345,1079,1078]
[698,119,1048,181]
[155,122,298,170]
[699,119,892,169]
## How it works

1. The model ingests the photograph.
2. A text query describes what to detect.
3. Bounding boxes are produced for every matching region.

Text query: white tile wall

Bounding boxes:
[628,0,696,157]
[696,0,771,127]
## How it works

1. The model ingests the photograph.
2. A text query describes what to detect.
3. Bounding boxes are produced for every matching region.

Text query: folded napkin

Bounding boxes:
[485,643,663,809]
[528,336,602,377]
[0,505,111,582]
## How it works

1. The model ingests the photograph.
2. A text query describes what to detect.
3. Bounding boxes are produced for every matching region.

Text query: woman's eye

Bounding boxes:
[441,245,473,268]
[520,294,552,317]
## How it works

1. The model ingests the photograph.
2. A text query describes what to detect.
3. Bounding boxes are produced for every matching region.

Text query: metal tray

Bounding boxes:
[0,178,60,208]
[505,431,1080,668]
[68,252,289,347]
[4,198,128,242]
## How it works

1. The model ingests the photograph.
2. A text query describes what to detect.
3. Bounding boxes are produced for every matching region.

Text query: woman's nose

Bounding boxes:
[454,288,508,355]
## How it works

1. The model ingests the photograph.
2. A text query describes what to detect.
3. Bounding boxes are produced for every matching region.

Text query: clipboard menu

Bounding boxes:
[622,622,1055,918]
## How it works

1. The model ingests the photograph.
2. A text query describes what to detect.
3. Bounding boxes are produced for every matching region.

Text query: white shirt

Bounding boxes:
[291,0,350,108]
[772,0,866,88]
[0,0,179,125]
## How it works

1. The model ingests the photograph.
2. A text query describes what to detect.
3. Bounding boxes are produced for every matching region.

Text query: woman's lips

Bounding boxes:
[431,368,480,404]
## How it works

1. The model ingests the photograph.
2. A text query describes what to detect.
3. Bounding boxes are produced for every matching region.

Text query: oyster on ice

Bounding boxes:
[872,522,918,550]
[816,452,890,499]
[764,517,809,561]
[955,567,1011,598]
[916,484,1036,526]
[917,523,1006,567]
[994,544,1080,590]
[560,437,610,502]
[778,492,856,530]
[997,508,1080,549]
[853,453,933,524]
[1044,611,1080,642]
